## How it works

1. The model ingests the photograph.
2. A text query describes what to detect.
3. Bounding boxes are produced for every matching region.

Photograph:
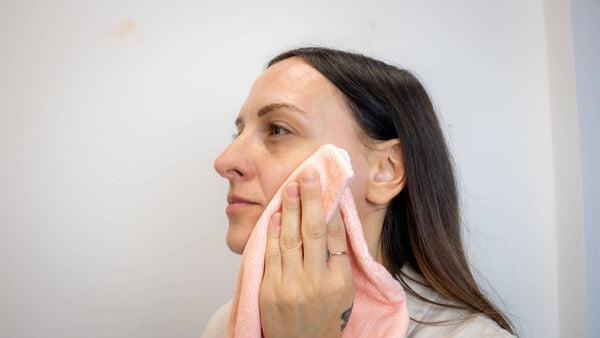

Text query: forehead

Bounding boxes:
[240,57,348,119]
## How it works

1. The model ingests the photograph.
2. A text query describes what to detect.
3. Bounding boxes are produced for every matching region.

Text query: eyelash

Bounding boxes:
[231,122,291,140]
[267,122,291,136]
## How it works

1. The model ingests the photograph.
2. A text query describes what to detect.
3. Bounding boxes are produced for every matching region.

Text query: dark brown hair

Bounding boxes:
[268,47,515,334]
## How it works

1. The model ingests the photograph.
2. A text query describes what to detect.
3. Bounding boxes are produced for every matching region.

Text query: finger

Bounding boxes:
[299,169,327,274]
[280,181,303,279]
[264,213,282,280]
[326,208,350,273]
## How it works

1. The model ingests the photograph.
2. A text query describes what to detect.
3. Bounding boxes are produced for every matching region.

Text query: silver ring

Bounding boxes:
[326,249,348,260]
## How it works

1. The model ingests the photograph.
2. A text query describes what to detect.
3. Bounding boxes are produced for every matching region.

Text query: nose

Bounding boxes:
[214,137,256,182]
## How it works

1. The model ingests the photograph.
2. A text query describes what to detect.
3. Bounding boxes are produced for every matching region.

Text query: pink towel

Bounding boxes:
[227,144,409,337]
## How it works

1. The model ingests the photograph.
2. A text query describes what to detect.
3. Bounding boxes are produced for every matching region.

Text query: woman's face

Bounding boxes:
[214,57,372,254]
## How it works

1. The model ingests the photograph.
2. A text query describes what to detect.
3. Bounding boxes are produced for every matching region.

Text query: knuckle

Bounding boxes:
[279,289,302,308]
[265,247,280,263]
[259,288,276,305]
[283,199,299,212]
[302,188,322,202]
[305,279,324,300]
[331,276,353,295]
[303,221,325,240]
[281,235,302,250]
[326,222,345,240]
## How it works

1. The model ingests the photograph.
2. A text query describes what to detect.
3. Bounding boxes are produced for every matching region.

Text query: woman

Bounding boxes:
[203,47,516,337]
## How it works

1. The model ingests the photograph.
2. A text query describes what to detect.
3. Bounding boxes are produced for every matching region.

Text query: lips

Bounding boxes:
[226,195,260,214]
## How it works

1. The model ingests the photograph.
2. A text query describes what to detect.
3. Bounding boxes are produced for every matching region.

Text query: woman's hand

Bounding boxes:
[259,169,355,338]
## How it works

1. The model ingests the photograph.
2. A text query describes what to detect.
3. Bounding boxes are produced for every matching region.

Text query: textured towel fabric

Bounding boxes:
[227,144,409,337]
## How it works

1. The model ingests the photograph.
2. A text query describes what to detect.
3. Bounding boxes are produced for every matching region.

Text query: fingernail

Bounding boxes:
[271,213,281,227]
[270,214,281,235]
[287,182,299,198]
[302,169,316,183]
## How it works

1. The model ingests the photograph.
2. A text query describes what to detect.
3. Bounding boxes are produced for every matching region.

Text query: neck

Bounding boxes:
[358,204,387,265]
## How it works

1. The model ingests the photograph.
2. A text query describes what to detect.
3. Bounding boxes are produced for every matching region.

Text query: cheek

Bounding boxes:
[348,156,369,202]
[340,144,370,203]
[258,161,294,202]
[257,147,319,202]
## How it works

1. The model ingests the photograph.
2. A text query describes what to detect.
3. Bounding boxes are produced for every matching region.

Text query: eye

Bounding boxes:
[231,125,243,140]
[268,122,291,136]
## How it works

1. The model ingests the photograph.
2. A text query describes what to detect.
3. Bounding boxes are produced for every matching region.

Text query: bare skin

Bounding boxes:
[260,170,354,336]
[214,57,406,336]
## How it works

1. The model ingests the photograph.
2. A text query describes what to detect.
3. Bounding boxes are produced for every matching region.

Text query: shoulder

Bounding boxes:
[201,299,232,338]
[402,265,515,338]
[408,312,515,337]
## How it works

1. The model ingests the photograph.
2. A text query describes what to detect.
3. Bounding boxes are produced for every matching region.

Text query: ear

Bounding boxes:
[365,139,406,206]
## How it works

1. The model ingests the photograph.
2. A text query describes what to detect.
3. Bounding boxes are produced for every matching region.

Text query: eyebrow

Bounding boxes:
[235,103,307,127]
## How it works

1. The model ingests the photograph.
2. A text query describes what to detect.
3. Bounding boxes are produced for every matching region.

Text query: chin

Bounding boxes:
[226,225,253,254]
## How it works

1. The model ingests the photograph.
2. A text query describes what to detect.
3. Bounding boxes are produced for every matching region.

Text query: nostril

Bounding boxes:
[214,143,255,181]
[228,168,244,178]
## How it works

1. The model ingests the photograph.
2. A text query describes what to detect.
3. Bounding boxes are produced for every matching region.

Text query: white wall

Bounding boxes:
[0,1,585,337]
[544,0,587,336]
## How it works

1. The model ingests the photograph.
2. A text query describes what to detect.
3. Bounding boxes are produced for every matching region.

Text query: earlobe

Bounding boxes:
[366,140,406,205]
